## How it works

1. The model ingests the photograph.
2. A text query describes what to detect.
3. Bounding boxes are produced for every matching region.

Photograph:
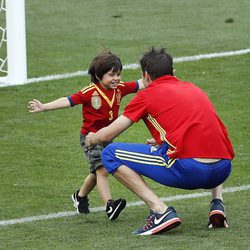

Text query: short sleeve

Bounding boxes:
[123,93,147,122]
[68,90,88,106]
[119,81,138,97]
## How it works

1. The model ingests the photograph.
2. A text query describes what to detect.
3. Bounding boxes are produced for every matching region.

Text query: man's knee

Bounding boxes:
[102,143,117,160]
[102,143,123,174]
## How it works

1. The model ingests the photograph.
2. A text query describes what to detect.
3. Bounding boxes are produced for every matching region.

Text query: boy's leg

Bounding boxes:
[78,133,127,219]
[72,173,96,214]
[79,173,96,197]
[96,166,111,204]
[96,166,126,220]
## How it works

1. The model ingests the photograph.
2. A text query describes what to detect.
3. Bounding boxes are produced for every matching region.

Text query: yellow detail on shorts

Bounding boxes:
[167,158,176,168]
[115,149,174,168]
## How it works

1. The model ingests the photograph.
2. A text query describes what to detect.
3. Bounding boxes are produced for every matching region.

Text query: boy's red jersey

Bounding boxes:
[68,81,138,134]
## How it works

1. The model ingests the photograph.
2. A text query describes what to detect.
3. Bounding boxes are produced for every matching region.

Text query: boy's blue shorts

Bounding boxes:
[101,142,232,190]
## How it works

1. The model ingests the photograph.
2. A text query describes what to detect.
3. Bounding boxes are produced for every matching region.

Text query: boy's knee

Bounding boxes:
[96,166,109,176]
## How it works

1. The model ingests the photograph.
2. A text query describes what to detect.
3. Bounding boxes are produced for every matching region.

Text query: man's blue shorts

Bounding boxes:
[101,142,232,190]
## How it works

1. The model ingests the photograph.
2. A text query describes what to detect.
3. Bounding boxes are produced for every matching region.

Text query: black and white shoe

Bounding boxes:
[106,198,126,220]
[71,190,90,214]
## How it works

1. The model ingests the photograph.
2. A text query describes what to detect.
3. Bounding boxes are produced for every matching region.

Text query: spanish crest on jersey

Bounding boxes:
[91,91,102,110]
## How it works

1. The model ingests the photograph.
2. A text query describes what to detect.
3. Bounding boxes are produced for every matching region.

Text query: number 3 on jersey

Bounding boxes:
[109,110,113,121]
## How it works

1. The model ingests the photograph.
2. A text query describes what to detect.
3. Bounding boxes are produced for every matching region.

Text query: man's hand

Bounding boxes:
[28,99,44,113]
[146,138,158,146]
[85,132,95,147]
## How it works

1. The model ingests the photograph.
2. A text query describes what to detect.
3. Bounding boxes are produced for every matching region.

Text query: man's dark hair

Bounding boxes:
[139,47,173,80]
[88,50,122,83]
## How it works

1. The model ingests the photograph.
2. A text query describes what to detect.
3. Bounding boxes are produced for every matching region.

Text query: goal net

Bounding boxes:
[0,0,7,78]
[0,0,27,87]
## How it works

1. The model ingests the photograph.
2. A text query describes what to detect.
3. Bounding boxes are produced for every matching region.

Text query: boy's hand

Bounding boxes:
[28,99,44,112]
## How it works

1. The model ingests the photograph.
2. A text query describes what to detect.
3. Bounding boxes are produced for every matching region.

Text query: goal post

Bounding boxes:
[0,0,27,86]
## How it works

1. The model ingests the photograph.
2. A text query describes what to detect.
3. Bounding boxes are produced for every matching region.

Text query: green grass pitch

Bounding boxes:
[0,0,250,249]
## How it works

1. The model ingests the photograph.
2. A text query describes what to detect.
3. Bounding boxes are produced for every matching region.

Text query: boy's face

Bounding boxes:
[100,69,121,89]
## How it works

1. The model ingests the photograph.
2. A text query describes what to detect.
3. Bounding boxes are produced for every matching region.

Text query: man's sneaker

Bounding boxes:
[208,198,228,228]
[132,206,181,236]
[106,198,126,220]
[71,190,90,214]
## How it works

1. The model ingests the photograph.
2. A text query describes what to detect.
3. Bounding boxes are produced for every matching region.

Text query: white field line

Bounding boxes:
[24,48,250,83]
[1,184,249,227]
[0,48,249,87]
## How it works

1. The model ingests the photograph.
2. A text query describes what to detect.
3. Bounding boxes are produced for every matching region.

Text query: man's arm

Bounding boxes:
[86,115,133,146]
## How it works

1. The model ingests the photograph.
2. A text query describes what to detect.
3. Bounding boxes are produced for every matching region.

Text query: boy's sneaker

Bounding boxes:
[106,198,126,220]
[132,206,182,236]
[71,190,90,214]
[208,198,228,228]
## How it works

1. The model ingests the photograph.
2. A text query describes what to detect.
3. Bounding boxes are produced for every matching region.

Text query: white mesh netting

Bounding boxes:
[0,0,7,75]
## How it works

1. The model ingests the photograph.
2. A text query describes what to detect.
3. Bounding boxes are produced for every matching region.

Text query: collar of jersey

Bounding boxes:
[93,83,116,108]
[149,75,178,87]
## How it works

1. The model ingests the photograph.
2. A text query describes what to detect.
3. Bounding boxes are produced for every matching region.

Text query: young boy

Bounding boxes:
[28,50,143,220]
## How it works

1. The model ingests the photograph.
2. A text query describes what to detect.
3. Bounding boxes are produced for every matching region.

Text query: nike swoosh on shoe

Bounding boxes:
[107,206,113,214]
[154,211,172,225]
[109,202,122,220]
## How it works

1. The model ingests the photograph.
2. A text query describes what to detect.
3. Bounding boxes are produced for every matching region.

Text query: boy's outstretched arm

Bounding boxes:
[28,97,71,113]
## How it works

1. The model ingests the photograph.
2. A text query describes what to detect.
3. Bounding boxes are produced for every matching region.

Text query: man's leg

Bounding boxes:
[211,184,223,200]
[113,164,181,235]
[208,184,228,228]
[114,165,167,213]
[102,142,182,235]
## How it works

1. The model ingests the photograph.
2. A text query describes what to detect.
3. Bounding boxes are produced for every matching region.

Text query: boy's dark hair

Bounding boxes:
[88,50,122,83]
[139,47,173,80]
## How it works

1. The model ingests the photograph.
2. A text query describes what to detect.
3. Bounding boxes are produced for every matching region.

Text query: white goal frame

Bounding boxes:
[0,0,27,86]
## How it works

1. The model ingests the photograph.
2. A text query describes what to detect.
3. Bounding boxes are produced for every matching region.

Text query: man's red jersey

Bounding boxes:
[68,81,138,135]
[123,75,234,160]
